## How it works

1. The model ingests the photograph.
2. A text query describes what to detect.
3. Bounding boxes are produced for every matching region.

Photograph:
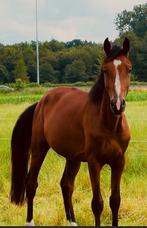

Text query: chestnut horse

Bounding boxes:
[10,38,132,226]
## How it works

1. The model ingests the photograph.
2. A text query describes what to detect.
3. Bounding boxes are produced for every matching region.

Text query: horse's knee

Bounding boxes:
[109,194,120,212]
[60,179,73,196]
[92,196,103,215]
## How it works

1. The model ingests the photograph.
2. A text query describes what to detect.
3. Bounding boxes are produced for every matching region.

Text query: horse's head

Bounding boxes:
[102,38,132,115]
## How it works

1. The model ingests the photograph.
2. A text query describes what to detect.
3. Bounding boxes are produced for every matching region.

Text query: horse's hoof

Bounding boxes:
[67,220,78,226]
[25,219,35,226]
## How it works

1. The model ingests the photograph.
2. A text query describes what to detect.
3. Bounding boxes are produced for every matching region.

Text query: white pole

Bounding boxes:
[36,0,40,84]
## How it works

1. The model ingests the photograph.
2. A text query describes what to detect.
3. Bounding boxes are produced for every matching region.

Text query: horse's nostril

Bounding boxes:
[122,99,126,108]
[110,99,116,113]
[110,98,126,115]
[110,99,115,107]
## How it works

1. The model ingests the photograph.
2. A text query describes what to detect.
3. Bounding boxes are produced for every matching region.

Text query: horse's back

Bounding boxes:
[43,86,87,111]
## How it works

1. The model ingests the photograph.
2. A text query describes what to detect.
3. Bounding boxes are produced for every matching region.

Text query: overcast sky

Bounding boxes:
[0,0,146,44]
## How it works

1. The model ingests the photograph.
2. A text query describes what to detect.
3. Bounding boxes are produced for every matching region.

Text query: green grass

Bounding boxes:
[0,101,147,226]
[0,87,147,104]
[126,90,147,101]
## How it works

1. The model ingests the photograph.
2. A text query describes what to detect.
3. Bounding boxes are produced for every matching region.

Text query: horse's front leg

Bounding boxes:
[110,156,125,226]
[88,162,103,226]
[60,159,81,226]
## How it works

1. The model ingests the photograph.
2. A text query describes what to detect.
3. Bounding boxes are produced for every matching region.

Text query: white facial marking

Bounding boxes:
[25,219,35,226]
[67,220,78,226]
[113,59,122,110]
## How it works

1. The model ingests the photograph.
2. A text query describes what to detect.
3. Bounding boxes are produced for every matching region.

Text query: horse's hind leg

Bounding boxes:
[25,140,49,226]
[60,159,81,226]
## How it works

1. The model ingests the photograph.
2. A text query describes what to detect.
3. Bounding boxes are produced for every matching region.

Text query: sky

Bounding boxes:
[0,0,146,44]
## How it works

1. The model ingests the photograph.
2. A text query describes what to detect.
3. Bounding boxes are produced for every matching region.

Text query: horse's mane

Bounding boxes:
[89,46,123,104]
[89,71,105,103]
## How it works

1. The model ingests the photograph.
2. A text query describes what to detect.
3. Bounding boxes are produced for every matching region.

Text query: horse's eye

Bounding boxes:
[128,66,132,73]
[103,69,107,75]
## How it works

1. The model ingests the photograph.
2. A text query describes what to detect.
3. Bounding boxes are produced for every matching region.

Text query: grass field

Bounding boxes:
[0,86,147,104]
[0,96,147,225]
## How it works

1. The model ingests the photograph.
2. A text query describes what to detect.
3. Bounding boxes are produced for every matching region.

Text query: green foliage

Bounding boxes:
[44,39,65,52]
[126,90,147,101]
[13,58,29,82]
[121,30,146,81]
[40,63,58,83]
[0,40,103,84]
[114,3,147,81]
[64,60,87,82]
[14,78,25,90]
[0,65,9,83]
[115,3,147,37]
[0,86,147,104]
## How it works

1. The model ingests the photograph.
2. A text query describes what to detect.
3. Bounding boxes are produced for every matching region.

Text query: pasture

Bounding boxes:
[0,88,147,226]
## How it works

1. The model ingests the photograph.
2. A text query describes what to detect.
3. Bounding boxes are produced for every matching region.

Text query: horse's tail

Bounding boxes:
[10,102,38,205]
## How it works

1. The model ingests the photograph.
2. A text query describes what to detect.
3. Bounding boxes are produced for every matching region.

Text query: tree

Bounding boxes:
[139,32,147,81]
[114,31,147,81]
[115,3,147,37]
[64,60,87,82]
[114,3,147,81]
[2,47,21,82]
[65,39,84,48]
[13,59,29,82]
[44,39,65,52]
[23,46,36,82]
[40,63,58,83]
[0,65,9,83]
[0,39,105,83]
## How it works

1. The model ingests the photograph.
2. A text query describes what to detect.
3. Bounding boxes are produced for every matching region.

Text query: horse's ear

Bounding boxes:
[104,38,112,56]
[122,37,130,55]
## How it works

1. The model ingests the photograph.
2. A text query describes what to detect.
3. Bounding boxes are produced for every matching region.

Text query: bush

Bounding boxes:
[14,78,25,90]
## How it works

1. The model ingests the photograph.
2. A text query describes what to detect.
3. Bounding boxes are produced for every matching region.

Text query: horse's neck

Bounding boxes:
[99,91,122,132]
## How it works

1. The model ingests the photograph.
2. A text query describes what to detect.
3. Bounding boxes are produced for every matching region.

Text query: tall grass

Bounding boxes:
[0,101,147,226]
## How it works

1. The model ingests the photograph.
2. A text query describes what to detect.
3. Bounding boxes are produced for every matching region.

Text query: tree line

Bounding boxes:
[0,3,146,84]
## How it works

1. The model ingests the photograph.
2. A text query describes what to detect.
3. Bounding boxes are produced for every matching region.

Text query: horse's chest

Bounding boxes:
[87,136,123,164]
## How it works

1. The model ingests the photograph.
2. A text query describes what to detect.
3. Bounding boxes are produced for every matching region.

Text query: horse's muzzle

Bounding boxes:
[110,98,126,115]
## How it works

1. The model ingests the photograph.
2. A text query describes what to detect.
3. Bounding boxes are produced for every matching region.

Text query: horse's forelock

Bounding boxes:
[105,46,123,61]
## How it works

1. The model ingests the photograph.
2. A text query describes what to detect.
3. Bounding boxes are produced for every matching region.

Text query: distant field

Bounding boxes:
[0,93,147,225]
[0,86,147,104]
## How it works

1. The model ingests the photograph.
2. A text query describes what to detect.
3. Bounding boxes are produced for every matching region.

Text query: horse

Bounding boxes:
[10,37,132,226]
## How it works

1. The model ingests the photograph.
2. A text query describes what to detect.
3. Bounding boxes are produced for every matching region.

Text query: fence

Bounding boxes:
[0,118,147,151]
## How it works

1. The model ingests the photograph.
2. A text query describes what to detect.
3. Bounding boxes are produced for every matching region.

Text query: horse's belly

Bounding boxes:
[49,140,85,160]
[43,90,86,159]
[45,121,85,159]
